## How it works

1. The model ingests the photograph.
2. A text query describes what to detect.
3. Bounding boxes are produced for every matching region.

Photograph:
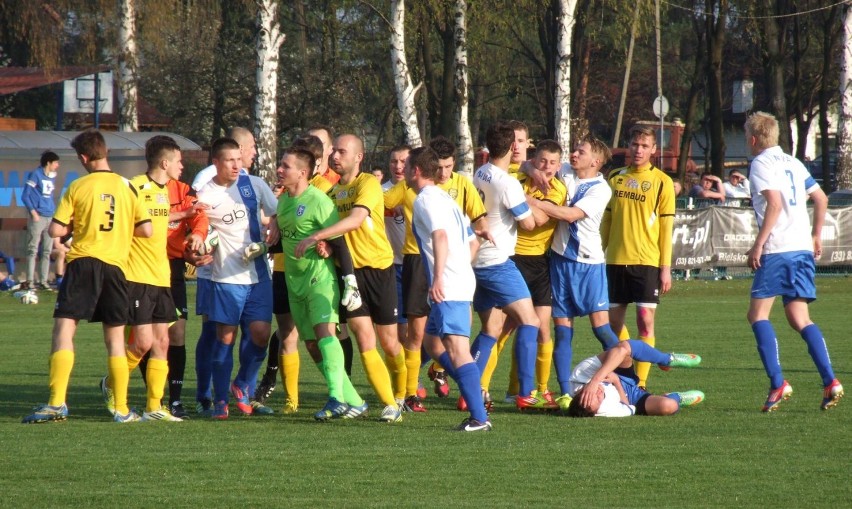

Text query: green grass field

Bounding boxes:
[1,279,849,508]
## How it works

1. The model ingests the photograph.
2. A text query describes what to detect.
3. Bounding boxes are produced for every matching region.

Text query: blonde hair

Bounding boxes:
[744,111,779,149]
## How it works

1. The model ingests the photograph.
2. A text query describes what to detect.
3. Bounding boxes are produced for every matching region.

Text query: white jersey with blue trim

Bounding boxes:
[472,162,531,268]
[551,166,610,264]
[749,146,819,255]
[192,164,250,279]
[567,355,635,417]
[196,174,277,284]
[411,185,476,302]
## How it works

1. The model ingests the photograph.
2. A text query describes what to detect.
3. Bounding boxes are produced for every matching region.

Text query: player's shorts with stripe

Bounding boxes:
[345,266,398,325]
[472,259,531,312]
[394,263,407,324]
[289,273,339,341]
[208,279,273,326]
[54,257,129,325]
[169,257,188,320]
[425,301,471,339]
[751,250,817,305]
[195,276,212,317]
[511,254,551,306]
[606,264,660,306]
[127,282,178,325]
[272,270,291,315]
[402,254,430,318]
[550,252,609,318]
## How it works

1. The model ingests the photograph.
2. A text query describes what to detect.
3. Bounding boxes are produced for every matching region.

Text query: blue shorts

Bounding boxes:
[550,253,609,318]
[395,263,407,324]
[425,301,471,339]
[208,280,273,326]
[472,259,531,312]
[613,368,651,414]
[751,251,816,305]
[195,277,212,316]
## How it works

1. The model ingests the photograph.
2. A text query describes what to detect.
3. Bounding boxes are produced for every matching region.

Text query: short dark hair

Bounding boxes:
[507,120,529,136]
[145,135,181,169]
[409,146,440,180]
[291,135,323,166]
[429,136,456,160]
[534,139,562,158]
[566,388,595,418]
[389,144,412,158]
[70,129,107,161]
[40,151,59,167]
[578,134,612,165]
[485,122,515,159]
[307,124,335,140]
[282,147,315,173]
[210,137,241,160]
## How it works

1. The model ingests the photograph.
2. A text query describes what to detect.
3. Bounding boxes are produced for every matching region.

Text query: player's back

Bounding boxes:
[126,174,171,287]
[54,171,146,271]
[472,162,529,268]
[750,146,817,254]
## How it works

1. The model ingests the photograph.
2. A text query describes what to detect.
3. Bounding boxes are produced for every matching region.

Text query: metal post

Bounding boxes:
[94,73,100,129]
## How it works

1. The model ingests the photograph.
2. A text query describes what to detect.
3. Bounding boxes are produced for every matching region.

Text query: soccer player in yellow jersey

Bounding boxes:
[295,134,406,423]
[101,135,184,421]
[601,124,676,389]
[23,129,152,424]
[481,140,566,410]
[384,137,488,411]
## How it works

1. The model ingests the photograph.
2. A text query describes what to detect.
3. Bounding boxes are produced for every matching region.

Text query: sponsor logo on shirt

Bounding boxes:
[296,204,306,216]
[240,185,253,198]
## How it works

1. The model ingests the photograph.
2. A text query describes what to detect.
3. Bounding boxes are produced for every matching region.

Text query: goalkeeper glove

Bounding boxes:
[242,242,268,264]
[341,274,362,312]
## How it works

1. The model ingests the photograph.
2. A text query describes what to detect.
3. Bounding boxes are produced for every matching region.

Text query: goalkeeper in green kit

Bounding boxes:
[270,146,366,420]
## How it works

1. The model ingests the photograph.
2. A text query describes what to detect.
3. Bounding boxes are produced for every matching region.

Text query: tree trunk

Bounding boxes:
[613,0,642,148]
[454,0,473,175]
[554,0,577,158]
[292,0,307,62]
[439,19,456,139]
[837,2,852,191]
[254,0,284,185]
[764,5,792,153]
[391,0,423,147]
[820,5,841,192]
[706,0,726,177]
[117,0,138,132]
[678,16,706,181]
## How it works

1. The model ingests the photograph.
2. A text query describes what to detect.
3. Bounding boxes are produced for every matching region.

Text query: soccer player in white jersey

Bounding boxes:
[526,135,622,410]
[743,112,843,412]
[195,137,279,419]
[406,146,490,431]
[191,127,255,415]
[469,121,542,411]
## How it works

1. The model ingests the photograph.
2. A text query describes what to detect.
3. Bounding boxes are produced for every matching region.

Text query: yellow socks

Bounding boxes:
[281,351,300,407]
[108,355,130,415]
[618,325,631,341]
[48,350,75,407]
[481,329,511,390]
[145,358,169,412]
[404,348,421,397]
[384,350,407,400]
[126,348,143,373]
[361,349,395,406]
[635,335,656,387]
[536,340,554,393]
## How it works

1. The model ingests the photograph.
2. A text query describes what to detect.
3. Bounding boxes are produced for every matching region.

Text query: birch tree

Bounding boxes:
[254,0,285,184]
[117,0,139,131]
[554,0,578,158]
[454,0,473,174]
[837,2,852,191]
[391,0,422,147]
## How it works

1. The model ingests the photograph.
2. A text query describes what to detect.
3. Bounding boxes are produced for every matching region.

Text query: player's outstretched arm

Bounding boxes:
[294,208,367,258]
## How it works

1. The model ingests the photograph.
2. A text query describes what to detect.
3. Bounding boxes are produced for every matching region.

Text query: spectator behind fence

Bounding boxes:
[724,170,751,199]
[690,172,726,206]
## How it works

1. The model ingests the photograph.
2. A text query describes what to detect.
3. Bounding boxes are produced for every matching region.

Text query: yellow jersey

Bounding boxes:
[331,172,393,269]
[125,174,171,286]
[514,173,566,255]
[601,164,675,267]
[383,172,487,256]
[52,170,150,272]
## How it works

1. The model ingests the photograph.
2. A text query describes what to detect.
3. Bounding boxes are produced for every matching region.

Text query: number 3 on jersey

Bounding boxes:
[99,193,115,231]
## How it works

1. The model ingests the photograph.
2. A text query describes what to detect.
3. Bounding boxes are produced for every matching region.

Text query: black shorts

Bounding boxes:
[402,254,430,318]
[606,264,661,305]
[344,266,398,325]
[54,257,129,325]
[169,258,188,320]
[511,254,551,307]
[272,270,291,315]
[127,282,178,325]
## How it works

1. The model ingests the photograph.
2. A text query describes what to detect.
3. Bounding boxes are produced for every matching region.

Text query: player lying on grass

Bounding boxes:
[566,339,703,417]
